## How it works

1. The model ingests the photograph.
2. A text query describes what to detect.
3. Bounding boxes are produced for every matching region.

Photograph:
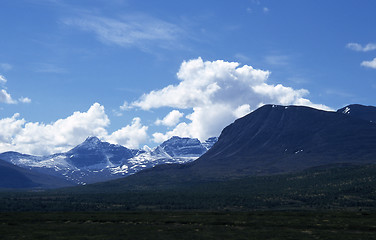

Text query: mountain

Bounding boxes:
[0,158,74,189]
[337,104,376,123]
[0,136,217,185]
[191,104,376,177]
[66,136,139,168]
[82,104,376,189]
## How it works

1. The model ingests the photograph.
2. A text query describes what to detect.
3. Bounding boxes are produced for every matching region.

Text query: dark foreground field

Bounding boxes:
[2,164,376,239]
[1,211,376,240]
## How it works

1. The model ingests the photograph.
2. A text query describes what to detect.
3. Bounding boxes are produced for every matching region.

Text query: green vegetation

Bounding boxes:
[1,211,376,240]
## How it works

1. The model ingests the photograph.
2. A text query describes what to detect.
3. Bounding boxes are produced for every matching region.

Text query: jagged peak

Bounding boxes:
[84,136,101,143]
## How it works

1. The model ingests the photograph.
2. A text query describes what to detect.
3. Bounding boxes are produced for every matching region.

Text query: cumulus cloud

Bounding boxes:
[347,42,376,52]
[133,58,331,143]
[64,14,183,51]
[105,117,148,149]
[155,110,184,127]
[0,114,25,143]
[0,103,148,155]
[361,58,376,69]
[0,89,17,104]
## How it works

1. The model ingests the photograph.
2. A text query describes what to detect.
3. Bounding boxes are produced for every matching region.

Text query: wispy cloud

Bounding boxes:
[63,14,185,51]
[325,89,354,98]
[346,42,376,52]
[234,53,251,62]
[34,63,66,73]
[119,101,133,111]
[0,63,13,71]
[0,75,7,84]
[113,101,133,117]
[264,55,290,66]
[19,97,32,104]
[361,58,376,69]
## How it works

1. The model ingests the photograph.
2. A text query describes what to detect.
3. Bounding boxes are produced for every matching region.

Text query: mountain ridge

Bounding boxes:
[0,136,217,186]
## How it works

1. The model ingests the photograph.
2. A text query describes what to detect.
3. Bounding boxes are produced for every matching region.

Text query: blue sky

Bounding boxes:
[0,0,375,155]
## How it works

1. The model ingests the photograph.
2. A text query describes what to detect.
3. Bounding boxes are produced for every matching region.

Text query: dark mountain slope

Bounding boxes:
[0,159,37,189]
[0,159,73,189]
[187,105,376,177]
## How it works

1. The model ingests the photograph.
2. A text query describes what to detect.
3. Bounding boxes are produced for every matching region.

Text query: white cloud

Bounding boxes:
[105,117,148,149]
[361,58,376,69]
[133,58,331,143]
[347,42,376,52]
[234,104,251,118]
[263,7,269,13]
[64,14,183,51]
[19,97,32,103]
[155,110,184,127]
[0,75,31,104]
[113,101,134,117]
[0,75,7,84]
[112,110,123,117]
[0,103,149,155]
[0,113,25,143]
[0,89,17,104]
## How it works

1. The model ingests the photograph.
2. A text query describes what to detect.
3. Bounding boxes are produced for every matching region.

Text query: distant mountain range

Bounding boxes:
[0,136,217,187]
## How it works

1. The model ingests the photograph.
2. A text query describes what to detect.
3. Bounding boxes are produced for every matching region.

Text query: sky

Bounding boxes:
[0,0,375,155]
